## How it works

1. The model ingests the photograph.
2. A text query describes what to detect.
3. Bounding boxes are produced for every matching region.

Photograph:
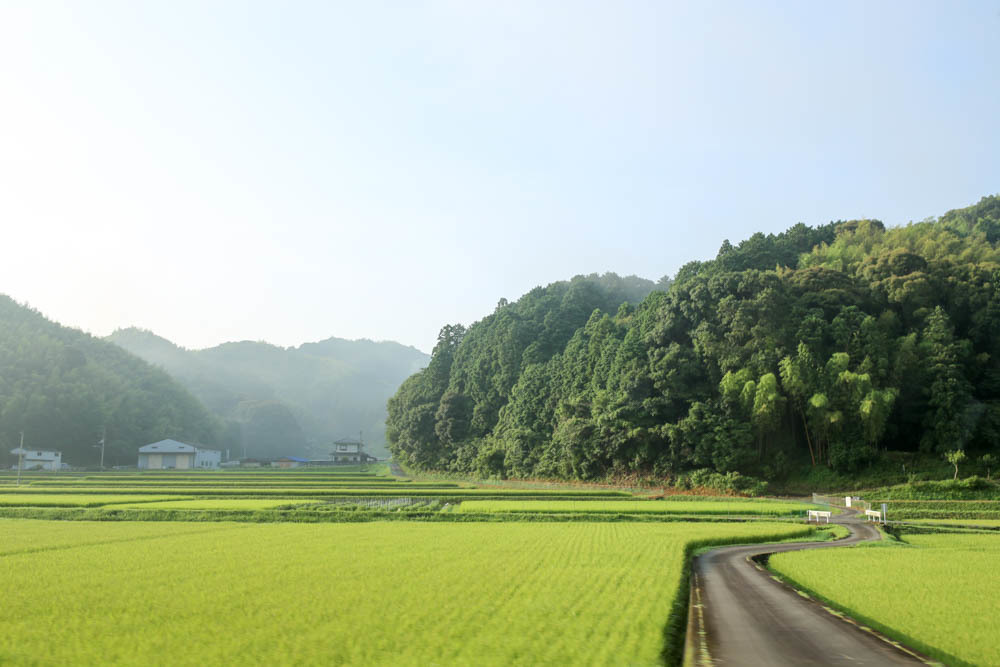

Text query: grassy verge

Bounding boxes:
[767,532,1000,666]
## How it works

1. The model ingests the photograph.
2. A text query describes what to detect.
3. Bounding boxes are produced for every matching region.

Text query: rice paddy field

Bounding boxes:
[875,500,1000,522]
[768,532,1000,666]
[905,517,1000,527]
[0,494,186,507]
[456,499,815,516]
[12,466,944,665]
[101,498,315,510]
[0,519,813,666]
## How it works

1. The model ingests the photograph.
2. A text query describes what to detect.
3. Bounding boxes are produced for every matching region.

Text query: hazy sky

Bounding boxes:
[1,2,998,354]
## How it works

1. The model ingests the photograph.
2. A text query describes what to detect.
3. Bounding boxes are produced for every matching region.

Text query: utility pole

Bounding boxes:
[93,427,106,470]
[16,431,24,486]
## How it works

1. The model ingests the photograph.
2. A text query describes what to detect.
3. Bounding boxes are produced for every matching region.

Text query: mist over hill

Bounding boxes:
[0,296,221,467]
[108,329,429,458]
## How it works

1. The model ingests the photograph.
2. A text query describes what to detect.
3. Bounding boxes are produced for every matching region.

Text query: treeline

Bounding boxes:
[386,196,1000,481]
[0,297,220,466]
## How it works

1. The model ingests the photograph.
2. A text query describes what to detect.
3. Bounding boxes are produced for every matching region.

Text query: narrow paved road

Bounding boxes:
[690,511,927,666]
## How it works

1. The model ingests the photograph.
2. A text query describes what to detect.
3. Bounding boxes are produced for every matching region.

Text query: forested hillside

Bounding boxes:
[386,197,1000,483]
[0,297,221,467]
[108,329,429,458]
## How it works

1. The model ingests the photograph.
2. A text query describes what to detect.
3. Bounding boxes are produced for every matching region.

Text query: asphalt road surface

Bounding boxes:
[689,511,929,666]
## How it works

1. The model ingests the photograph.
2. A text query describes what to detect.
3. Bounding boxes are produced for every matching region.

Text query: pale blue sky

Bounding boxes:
[1,1,997,353]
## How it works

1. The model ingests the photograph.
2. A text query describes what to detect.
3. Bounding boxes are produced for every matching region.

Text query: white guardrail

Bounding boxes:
[811,494,886,524]
[864,509,884,523]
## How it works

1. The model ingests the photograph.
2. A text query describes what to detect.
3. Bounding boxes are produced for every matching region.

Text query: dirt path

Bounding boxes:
[688,511,929,666]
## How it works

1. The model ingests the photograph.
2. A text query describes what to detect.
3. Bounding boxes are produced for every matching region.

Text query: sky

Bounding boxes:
[1,1,998,354]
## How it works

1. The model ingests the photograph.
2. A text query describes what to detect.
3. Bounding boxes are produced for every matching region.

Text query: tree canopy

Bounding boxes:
[386,196,1000,481]
[0,296,221,466]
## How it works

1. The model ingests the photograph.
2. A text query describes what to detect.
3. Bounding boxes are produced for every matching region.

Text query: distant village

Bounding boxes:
[10,436,378,471]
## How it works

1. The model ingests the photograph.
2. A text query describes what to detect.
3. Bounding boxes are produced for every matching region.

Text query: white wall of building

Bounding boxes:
[194,448,221,469]
[10,448,61,471]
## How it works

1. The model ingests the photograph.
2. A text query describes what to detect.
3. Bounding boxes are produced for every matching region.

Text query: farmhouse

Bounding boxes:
[10,448,62,471]
[138,440,221,470]
[331,437,364,463]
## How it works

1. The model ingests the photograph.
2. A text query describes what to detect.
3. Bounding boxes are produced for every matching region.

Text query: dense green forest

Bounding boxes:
[108,329,429,458]
[0,297,221,467]
[386,196,1000,483]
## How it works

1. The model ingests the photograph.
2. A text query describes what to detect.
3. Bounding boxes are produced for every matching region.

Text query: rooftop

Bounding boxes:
[138,439,221,454]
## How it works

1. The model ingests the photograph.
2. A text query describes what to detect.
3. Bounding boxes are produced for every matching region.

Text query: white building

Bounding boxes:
[331,438,363,463]
[10,448,62,471]
[331,438,376,464]
[138,440,221,470]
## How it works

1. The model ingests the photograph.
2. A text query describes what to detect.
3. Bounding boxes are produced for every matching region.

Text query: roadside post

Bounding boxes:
[16,431,24,486]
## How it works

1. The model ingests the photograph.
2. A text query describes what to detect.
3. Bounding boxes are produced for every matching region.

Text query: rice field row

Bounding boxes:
[27,480,448,488]
[104,499,313,510]
[1,486,632,499]
[0,494,187,507]
[0,519,812,665]
[901,518,1000,528]
[874,500,1000,521]
[768,533,1000,666]
[455,499,817,516]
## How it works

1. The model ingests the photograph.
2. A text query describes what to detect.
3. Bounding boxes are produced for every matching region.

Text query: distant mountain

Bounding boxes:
[0,296,221,467]
[108,329,429,458]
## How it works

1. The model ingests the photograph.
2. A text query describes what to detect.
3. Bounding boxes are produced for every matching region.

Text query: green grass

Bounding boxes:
[0,519,811,666]
[863,478,1000,501]
[0,494,185,507]
[456,499,817,516]
[768,532,1000,666]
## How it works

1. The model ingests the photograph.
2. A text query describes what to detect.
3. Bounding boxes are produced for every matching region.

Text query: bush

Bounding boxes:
[676,469,769,496]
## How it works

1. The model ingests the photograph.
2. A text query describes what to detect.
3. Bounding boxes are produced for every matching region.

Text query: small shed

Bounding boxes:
[272,456,308,469]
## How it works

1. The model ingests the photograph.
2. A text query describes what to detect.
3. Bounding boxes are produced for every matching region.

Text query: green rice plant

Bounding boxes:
[874,500,1000,521]
[103,499,314,510]
[0,494,185,507]
[0,520,232,556]
[33,480,443,488]
[8,486,632,499]
[902,518,1000,528]
[456,499,816,516]
[0,519,810,666]
[769,532,1000,665]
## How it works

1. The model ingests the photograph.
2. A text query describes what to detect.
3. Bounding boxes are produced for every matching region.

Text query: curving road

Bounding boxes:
[686,511,930,666]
